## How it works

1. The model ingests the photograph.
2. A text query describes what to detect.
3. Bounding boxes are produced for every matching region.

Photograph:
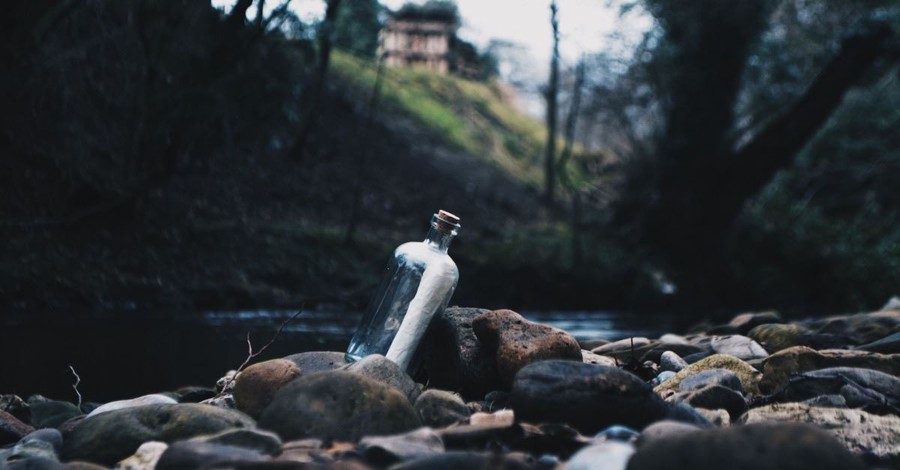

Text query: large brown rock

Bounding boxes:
[258,370,421,442]
[759,346,900,394]
[473,309,582,386]
[233,359,302,420]
[626,423,865,470]
[509,360,669,434]
[421,307,501,400]
[743,403,900,465]
[0,410,34,446]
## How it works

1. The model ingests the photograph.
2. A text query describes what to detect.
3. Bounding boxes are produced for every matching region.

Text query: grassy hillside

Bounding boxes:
[331,52,548,188]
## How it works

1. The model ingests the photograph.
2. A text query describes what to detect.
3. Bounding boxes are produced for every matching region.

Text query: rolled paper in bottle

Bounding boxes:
[385,261,455,369]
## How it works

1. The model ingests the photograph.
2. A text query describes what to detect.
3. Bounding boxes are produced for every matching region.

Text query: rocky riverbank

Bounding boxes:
[1,307,898,469]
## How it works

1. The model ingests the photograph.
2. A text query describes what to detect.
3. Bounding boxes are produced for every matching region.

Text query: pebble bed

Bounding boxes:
[1,306,898,469]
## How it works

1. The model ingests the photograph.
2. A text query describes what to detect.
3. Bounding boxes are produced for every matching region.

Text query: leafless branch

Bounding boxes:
[68,365,82,408]
[218,309,305,395]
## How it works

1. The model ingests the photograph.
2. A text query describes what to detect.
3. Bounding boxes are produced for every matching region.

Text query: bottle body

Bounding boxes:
[346,212,460,372]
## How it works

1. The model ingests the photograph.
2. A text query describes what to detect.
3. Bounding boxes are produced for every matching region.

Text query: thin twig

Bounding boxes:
[218,309,305,395]
[68,365,82,408]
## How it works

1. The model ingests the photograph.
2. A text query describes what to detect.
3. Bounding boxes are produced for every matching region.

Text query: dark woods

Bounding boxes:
[0,0,897,315]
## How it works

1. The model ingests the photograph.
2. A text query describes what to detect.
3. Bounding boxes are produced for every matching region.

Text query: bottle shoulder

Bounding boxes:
[393,241,457,274]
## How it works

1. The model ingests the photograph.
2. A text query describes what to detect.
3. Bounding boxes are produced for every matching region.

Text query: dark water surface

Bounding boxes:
[2,309,695,402]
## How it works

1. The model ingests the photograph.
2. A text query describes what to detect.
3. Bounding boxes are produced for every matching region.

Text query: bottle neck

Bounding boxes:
[424,226,455,253]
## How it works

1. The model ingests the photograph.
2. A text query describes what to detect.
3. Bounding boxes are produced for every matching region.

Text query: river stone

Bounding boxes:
[802,310,900,345]
[802,394,848,408]
[116,441,168,470]
[665,402,712,427]
[21,429,63,453]
[670,385,747,420]
[743,403,900,465]
[565,441,635,470]
[61,403,255,466]
[470,409,515,427]
[473,309,582,386]
[626,423,865,470]
[259,370,421,442]
[86,394,177,419]
[509,360,669,434]
[359,427,445,465]
[579,339,610,350]
[759,346,900,394]
[174,386,217,403]
[727,311,783,334]
[420,307,501,400]
[4,457,71,469]
[389,451,532,470]
[282,351,348,373]
[191,428,282,456]
[414,390,470,428]
[678,368,743,393]
[856,331,900,354]
[0,410,34,446]
[343,354,421,402]
[747,323,813,352]
[28,400,82,429]
[582,350,617,366]
[637,420,703,446]
[154,441,266,469]
[0,395,30,424]
[771,367,900,407]
[654,354,762,395]
[592,337,652,355]
[709,335,768,360]
[9,439,59,462]
[659,351,688,373]
[233,358,302,419]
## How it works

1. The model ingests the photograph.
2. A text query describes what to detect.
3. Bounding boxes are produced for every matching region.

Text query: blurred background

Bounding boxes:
[1,0,898,398]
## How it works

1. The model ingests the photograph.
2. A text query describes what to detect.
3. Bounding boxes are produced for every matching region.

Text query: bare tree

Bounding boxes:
[558,58,586,268]
[291,0,344,160]
[543,0,560,204]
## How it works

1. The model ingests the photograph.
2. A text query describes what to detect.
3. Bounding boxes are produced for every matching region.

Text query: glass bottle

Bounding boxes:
[345,210,461,372]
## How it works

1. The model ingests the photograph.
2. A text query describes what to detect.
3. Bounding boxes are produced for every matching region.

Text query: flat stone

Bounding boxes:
[743,403,900,465]
[654,354,762,396]
[637,420,703,446]
[592,337,652,355]
[9,439,59,462]
[86,394,177,419]
[154,441,266,469]
[282,351,348,373]
[359,427,444,465]
[469,410,514,427]
[116,441,168,470]
[566,441,635,470]
[856,331,900,354]
[343,354,421,402]
[473,309,582,386]
[509,360,669,434]
[20,429,63,453]
[414,390,470,428]
[582,350,617,367]
[772,367,900,408]
[190,428,283,456]
[420,307,502,400]
[678,369,743,393]
[727,311,783,334]
[759,346,900,394]
[61,403,255,466]
[801,310,900,345]
[259,370,421,442]
[233,359,302,420]
[709,335,768,360]
[627,423,865,470]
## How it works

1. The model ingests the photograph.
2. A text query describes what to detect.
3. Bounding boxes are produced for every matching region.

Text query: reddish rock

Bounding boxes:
[473,309,582,386]
[0,409,34,445]
[234,359,302,419]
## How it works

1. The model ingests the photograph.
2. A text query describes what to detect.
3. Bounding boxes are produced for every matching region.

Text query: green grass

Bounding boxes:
[331,52,549,188]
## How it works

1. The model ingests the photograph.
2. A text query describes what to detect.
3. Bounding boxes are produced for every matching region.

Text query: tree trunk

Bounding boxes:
[543,0,560,204]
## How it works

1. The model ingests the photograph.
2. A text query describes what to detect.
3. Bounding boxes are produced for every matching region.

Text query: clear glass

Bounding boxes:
[345,215,459,373]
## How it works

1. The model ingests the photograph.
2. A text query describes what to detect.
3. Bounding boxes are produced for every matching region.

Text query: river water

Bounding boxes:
[3,309,695,402]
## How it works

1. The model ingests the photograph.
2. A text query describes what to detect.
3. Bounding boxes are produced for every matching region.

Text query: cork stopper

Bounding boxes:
[433,210,461,234]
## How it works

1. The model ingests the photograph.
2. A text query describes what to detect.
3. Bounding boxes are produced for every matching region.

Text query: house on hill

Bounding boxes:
[379,3,458,74]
